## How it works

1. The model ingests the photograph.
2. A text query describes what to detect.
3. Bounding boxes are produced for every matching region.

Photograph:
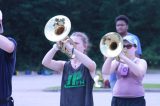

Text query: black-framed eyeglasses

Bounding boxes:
[123,44,134,49]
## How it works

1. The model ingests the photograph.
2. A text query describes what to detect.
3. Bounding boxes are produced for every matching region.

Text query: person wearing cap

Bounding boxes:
[107,15,142,89]
[102,36,147,106]
[0,10,16,106]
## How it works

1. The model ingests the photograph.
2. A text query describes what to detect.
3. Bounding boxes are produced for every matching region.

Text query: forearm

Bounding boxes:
[102,58,113,75]
[121,56,145,77]
[73,49,96,72]
[42,48,57,66]
[0,35,15,53]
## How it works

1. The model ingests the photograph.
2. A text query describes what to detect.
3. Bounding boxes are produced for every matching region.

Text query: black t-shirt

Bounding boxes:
[0,37,16,101]
[60,61,94,106]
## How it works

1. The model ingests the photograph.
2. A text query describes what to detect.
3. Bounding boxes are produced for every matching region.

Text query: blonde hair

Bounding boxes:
[71,32,90,54]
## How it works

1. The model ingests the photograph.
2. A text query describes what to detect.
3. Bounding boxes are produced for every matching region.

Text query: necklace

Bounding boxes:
[71,60,80,69]
[75,65,77,68]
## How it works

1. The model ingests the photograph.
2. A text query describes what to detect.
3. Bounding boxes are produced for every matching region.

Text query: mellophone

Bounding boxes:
[44,15,75,58]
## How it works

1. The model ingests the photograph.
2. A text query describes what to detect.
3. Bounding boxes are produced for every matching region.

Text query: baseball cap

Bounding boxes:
[123,35,138,46]
[0,10,4,33]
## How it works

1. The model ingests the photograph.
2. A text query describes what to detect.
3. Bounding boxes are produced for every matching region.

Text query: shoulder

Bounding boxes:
[140,58,147,64]
[127,33,139,39]
[127,33,141,45]
[136,58,147,65]
[81,63,95,79]
[62,61,71,68]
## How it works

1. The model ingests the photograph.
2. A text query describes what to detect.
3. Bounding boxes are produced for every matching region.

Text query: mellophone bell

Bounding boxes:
[99,32,124,59]
[44,15,75,58]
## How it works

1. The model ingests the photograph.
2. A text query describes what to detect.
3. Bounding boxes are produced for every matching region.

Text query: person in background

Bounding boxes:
[108,15,142,89]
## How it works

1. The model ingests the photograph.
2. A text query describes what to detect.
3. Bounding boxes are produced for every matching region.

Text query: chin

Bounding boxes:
[117,31,124,34]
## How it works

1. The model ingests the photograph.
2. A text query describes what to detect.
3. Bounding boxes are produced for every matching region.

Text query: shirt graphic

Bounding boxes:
[64,71,85,88]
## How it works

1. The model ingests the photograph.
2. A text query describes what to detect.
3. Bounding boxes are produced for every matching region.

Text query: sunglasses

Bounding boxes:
[123,44,134,49]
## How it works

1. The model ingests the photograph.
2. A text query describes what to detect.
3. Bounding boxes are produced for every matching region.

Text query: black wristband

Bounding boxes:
[72,48,74,55]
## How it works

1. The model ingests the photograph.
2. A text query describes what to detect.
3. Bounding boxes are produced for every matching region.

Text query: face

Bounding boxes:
[70,36,86,53]
[116,20,128,35]
[123,41,136,56]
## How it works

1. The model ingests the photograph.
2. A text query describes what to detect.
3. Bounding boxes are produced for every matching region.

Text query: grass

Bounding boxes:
[44,83,160,92]
[143,83,160,88]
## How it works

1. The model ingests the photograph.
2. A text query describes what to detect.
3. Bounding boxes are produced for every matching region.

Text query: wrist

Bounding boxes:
[72,48,74,55]
[108,57,114,61]
[52,44,59,52]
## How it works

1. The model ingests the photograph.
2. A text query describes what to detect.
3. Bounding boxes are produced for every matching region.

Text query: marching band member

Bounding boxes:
[42,32,96,106]
[0,10,16,106]
[102,35,147,106]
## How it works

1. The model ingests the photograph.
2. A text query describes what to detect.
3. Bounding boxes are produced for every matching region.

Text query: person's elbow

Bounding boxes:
[42,59,49,67]
[88,61,96,72]
[6,42,15,53]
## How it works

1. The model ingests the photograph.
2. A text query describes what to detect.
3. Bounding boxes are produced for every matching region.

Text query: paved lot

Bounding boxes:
[12,73,160,106]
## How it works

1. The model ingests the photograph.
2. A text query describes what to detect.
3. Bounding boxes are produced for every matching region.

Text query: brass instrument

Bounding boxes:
[100,32,123,58]
[44,15,75,58]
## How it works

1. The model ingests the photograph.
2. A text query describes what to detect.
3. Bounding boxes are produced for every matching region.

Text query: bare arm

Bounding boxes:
[42,44,65,72]
[73,48,96,77]
[119,53,147,77]
[0,35,15,53]
[63,40,96,78]
[102,57,119,75]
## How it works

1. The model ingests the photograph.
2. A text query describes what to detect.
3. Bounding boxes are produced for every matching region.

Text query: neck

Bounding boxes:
[120,32,128,37]
[71,58,81,69]
[128,55,136,61]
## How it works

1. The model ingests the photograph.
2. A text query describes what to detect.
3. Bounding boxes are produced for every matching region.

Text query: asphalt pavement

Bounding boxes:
[12,73,160,106]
